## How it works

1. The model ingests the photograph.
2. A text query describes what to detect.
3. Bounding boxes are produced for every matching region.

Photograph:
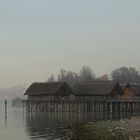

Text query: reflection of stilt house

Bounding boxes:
[122,83,140,97]
[73,81,122,100]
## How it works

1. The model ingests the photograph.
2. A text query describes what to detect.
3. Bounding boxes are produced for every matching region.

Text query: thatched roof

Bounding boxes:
[72,81,122,96]
[24,82,73,96]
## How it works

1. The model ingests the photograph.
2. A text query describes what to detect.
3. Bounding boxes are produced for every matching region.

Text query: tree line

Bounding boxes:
[47,66,140,87]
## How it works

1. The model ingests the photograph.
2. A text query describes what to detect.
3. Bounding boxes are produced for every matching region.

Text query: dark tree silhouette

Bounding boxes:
[111,66,140,84]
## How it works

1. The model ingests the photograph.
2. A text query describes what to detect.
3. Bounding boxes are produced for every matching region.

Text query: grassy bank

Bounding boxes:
[70,120,140,140]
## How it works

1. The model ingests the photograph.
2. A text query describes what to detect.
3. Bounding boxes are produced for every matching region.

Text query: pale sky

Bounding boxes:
[0,0,140,88]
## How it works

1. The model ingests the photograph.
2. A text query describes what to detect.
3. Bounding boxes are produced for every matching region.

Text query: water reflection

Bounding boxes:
[5,110,7,130]
[25,111,134,140]
[26,112,72,140]
[0,107,136,140]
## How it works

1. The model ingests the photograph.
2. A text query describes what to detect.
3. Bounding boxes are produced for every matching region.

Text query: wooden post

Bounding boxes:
[115,102,118,118]
[5,99,7,113]
[94,101,96,113]
[110,101,112,120]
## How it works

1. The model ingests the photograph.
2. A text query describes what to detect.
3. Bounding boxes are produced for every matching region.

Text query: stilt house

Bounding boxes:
[72,81,122,100]
[122,83,140,97]
[24,82,74,101]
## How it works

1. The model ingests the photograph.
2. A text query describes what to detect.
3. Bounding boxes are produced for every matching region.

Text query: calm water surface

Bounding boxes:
[0,108,73,140]
[0,107,133,140]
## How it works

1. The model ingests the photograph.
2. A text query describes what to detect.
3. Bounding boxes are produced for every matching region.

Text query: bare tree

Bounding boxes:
[79,66,96,83]
[47,75,55,83]
[58,69,66,82]
[58,69,79,87]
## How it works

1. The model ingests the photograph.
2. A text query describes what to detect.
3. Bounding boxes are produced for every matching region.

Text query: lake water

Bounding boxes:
[0,107,133,140]
[0,108,73,140]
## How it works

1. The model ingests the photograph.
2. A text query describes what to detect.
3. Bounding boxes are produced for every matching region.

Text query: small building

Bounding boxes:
[73,81,122,100]
[122,83,140,97]
[24,82,74,101]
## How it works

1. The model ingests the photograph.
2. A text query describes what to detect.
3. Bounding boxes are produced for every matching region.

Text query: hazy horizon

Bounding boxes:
[0,0,140,88]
